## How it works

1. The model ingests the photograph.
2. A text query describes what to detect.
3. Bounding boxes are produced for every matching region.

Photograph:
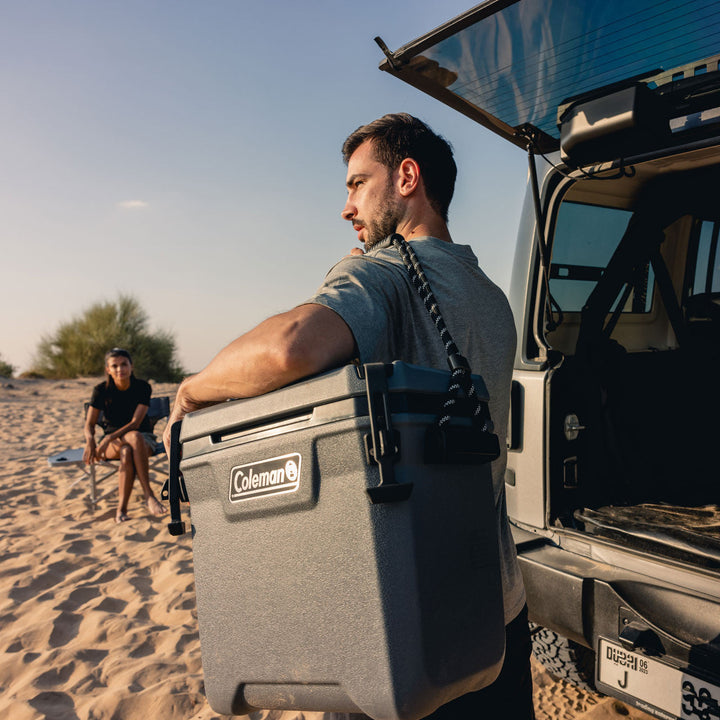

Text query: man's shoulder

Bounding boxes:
[324,251,406,284]
[378,236,480,267]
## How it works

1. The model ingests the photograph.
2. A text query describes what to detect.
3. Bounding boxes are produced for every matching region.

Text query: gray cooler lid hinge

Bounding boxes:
[363,363,412,504]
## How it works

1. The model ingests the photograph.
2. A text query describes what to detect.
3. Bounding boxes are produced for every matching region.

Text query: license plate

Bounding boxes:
[597,639,720,720]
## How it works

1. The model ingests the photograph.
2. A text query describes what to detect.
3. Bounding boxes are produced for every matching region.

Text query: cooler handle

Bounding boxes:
[166,421,189,536]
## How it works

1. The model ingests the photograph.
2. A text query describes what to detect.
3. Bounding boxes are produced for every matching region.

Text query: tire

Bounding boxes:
[530,624,597,692]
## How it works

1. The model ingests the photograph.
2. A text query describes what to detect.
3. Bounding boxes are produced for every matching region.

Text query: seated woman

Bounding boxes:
[83,347,167,523]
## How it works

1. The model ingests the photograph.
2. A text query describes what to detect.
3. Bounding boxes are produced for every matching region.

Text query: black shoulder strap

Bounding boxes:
[390,233,493,433]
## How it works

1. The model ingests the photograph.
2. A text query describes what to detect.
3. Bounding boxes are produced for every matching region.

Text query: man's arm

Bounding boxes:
[163,303,356,452]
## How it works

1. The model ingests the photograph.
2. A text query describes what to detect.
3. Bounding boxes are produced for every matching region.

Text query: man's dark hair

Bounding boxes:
[342,113,457,222]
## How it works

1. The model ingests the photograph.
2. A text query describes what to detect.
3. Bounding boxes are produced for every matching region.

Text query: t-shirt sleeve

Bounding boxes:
[304,255,407,363]
[89,383,104,410]
[137,380,151,407]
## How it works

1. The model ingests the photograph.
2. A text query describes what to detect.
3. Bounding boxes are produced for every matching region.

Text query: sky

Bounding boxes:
[0,0,528,376]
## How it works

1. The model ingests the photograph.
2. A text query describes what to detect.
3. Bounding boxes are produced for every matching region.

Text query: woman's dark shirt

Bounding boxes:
[89,377,152,434]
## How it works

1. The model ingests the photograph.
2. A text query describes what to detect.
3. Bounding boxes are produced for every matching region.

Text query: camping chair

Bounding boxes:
[48,396,171,508]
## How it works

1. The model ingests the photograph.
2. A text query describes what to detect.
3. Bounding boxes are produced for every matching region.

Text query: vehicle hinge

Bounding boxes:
[374,36,398,71]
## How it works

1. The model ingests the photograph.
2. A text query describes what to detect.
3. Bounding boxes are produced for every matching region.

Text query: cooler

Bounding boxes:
[173,361,505,720]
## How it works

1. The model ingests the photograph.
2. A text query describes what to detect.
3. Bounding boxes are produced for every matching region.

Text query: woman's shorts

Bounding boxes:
[141,432,158,455]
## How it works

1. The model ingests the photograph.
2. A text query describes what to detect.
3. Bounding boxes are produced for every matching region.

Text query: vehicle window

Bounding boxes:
[691,220,720,295]
[400,0,720,144]
[550,201,654,313]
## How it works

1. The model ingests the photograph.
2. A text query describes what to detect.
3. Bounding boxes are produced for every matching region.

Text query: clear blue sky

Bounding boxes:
[1,1,527,375]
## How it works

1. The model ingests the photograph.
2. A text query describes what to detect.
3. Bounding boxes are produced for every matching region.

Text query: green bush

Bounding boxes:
[0,353,15,378]
[31,295,185,382]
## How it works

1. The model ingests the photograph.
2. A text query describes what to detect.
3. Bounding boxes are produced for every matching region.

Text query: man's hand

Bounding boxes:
[349,247,365,256]
[163,376,207,456]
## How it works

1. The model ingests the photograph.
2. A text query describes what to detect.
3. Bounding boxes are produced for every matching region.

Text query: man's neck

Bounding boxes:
[393,189,452,243]
[399,220,452,243]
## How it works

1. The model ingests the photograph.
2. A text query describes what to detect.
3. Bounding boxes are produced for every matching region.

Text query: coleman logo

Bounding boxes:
[229,453,301,503]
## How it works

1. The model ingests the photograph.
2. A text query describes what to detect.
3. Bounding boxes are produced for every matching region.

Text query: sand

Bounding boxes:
[0,377,655,720]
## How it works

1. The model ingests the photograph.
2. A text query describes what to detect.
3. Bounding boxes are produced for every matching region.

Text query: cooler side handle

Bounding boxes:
[167,421,189,536]
[364,363,413,504]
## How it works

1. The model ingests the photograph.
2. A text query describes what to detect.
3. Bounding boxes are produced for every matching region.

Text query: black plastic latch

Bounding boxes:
[363,363,411,504]
[424,424,500,465]
[166,421,189,536]
[619,621,663,656]
[447,352,470,373]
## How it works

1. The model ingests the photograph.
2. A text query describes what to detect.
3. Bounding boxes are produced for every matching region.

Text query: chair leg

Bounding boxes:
[90,463,97,507]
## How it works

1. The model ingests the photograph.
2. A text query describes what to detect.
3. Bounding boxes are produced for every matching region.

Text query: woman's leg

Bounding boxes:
[116,444,136,522]
[124,431,166,516]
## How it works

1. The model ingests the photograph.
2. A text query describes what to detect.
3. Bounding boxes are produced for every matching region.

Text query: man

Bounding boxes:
[164,113,533,718]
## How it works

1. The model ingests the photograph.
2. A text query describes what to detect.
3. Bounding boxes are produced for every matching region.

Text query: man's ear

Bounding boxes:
[396,158,421,197]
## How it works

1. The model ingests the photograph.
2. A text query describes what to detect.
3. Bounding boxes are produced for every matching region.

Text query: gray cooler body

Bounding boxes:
[178,362,505,720]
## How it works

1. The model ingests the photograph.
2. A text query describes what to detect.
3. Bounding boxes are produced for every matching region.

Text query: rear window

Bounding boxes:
[550,202,654,313]
[390,0,720,145]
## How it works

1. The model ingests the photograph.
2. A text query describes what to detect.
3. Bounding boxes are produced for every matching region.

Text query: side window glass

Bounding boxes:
[691,220,720,295]
[550,202,653,313]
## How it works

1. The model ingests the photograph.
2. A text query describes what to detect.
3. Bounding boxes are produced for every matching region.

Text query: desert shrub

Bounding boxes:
[31,295,184,382]
[0,353,15,378]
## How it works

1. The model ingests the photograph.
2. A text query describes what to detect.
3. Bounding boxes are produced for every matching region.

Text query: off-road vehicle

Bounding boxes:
[377,1,720,717]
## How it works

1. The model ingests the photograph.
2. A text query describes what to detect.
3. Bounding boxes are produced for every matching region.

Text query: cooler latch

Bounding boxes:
[363,363,412,504]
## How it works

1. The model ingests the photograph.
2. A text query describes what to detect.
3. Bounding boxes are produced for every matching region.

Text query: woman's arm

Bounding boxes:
[95,404,149,459]
[83,405,101,464]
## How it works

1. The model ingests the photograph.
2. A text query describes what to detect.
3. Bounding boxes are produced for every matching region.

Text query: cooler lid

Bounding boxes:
[179,362,490,445]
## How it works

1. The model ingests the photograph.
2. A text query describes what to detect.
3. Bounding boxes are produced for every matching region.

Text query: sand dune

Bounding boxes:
[0,377,653,720]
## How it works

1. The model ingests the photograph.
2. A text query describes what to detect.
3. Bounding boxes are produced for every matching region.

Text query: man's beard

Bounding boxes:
[364,197,403,251]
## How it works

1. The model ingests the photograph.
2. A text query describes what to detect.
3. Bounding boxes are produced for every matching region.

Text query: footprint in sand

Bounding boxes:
[57,591,100,617]
[94,596,128,614]
[129,638,156,659]
[174,631,198,654]
[74,648,108,664]
[10,560,80,603]
[49,611,82,648]
[35,662,76,689]
[29,691,79,720]
[0,562,32,580]
[66,539,93,555]
[128,575,156,597]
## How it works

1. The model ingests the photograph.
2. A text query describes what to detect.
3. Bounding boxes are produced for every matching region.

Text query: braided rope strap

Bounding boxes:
[390,233,493,433]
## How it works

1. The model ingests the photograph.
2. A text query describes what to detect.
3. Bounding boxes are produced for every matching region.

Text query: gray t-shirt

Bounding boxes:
[305,235,526,625]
